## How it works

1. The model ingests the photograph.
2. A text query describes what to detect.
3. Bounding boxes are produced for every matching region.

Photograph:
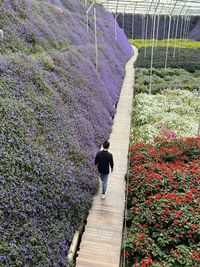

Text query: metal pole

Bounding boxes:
[179,7,189,49]
[94,7,98,70]
[86,1,95,31]
[185,16,191,40]
[173,2,186,57]
[154,14,158,48]
[165,15,172,69]
[182,16,187,42]
[114,1,119,39]
[185,15,190,40]
[123,5,126,34]
[131,13,134,40]
[155,4,164,48]
[144,13,149,57]
[163,15,167,40]
[122,13,125,31]
[115,14,120,39]
[165,0,178,69]
[183,16,188,39]
[131,3,137,40]
[144,0,153,56]
[155,15,160,49]
[171,17,176,38]
[144,1,153,57]
[151,15,154,39]
[173,16,179,58]
[187,16,191,39]
[149,0,161,94]
[144,14,149,56]
[141,15,145,46]
[179,16,184,50]
[149,14,156,95]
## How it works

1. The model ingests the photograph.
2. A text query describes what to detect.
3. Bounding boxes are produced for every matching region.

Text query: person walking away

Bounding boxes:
[95,141,114,199]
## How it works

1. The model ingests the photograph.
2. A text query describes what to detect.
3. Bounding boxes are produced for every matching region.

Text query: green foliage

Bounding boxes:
[135,47,200,72]
[129,39,200,49]
[135,68,200,94]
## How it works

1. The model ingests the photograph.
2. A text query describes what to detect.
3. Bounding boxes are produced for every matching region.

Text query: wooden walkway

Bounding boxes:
[76,46,138,267]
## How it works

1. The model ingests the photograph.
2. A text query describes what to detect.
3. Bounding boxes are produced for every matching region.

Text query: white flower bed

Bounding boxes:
[132,90,200,143]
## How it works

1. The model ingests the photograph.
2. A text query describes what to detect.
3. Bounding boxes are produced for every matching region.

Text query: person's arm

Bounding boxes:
[94,152,99,165]
[110,154,114,172]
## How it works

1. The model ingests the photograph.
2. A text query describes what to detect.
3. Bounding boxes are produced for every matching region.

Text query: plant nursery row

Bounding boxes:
[135,47,200,72]
[129,39,200,49]
[135,68,200,94]
[131,89,200,144]
[125,64,200,266]
[125,136,200,267]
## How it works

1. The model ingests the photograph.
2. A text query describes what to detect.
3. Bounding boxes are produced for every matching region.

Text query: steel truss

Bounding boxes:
[100,0,200,16]
[98,0,200,94]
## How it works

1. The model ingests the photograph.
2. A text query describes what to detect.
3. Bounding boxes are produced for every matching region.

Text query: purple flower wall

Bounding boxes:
[0,0,132,266]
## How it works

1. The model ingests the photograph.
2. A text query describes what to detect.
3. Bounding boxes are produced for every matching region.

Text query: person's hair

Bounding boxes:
[103,141,110,149]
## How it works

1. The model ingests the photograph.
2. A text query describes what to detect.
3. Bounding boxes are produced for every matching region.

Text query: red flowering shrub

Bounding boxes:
[125,137,200,266]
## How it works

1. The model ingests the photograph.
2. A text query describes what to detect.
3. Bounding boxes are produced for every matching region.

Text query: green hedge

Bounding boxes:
[135,68,200,94]
[135,47,200,72]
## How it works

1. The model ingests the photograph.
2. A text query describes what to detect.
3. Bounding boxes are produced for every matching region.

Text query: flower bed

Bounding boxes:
[0,0,132,266]
[125,136,200,267]
[132,90,200,144]
[134,68,200,94]
[135,47,200,72]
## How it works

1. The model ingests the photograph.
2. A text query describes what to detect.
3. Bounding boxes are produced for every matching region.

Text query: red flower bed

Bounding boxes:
[125,137,200,267]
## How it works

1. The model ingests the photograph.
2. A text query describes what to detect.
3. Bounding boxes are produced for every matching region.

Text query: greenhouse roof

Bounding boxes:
[99,0,200,16]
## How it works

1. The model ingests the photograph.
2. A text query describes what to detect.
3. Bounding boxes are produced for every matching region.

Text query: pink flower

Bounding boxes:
[174,220,178,226]
[141,259,147,267]
[155,193,161,199]
[124,250,130,257]
[177,210,182,219]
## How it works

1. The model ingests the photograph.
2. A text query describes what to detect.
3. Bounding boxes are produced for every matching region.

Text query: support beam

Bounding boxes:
[165,0,179,69]
[115,13,120,39]
[173,1,186,58]
[86,1,98,70]
[163,15,167,40]
[86,1,95,31]
[99,0,200,16]
[144,0,153,57]
[131,2,137,40]
[149,0,161,94]
[94,7,98,70]
[114,0,119,39]
[141,15,145,46]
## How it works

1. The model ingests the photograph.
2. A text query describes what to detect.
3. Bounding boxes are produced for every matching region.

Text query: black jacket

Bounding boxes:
[95,150,114,175]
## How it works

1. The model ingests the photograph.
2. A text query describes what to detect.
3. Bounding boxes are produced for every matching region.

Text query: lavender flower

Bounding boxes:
[0,0,132,266]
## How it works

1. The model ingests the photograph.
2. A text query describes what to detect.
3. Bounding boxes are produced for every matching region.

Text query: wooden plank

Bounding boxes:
[76,47,138,267]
